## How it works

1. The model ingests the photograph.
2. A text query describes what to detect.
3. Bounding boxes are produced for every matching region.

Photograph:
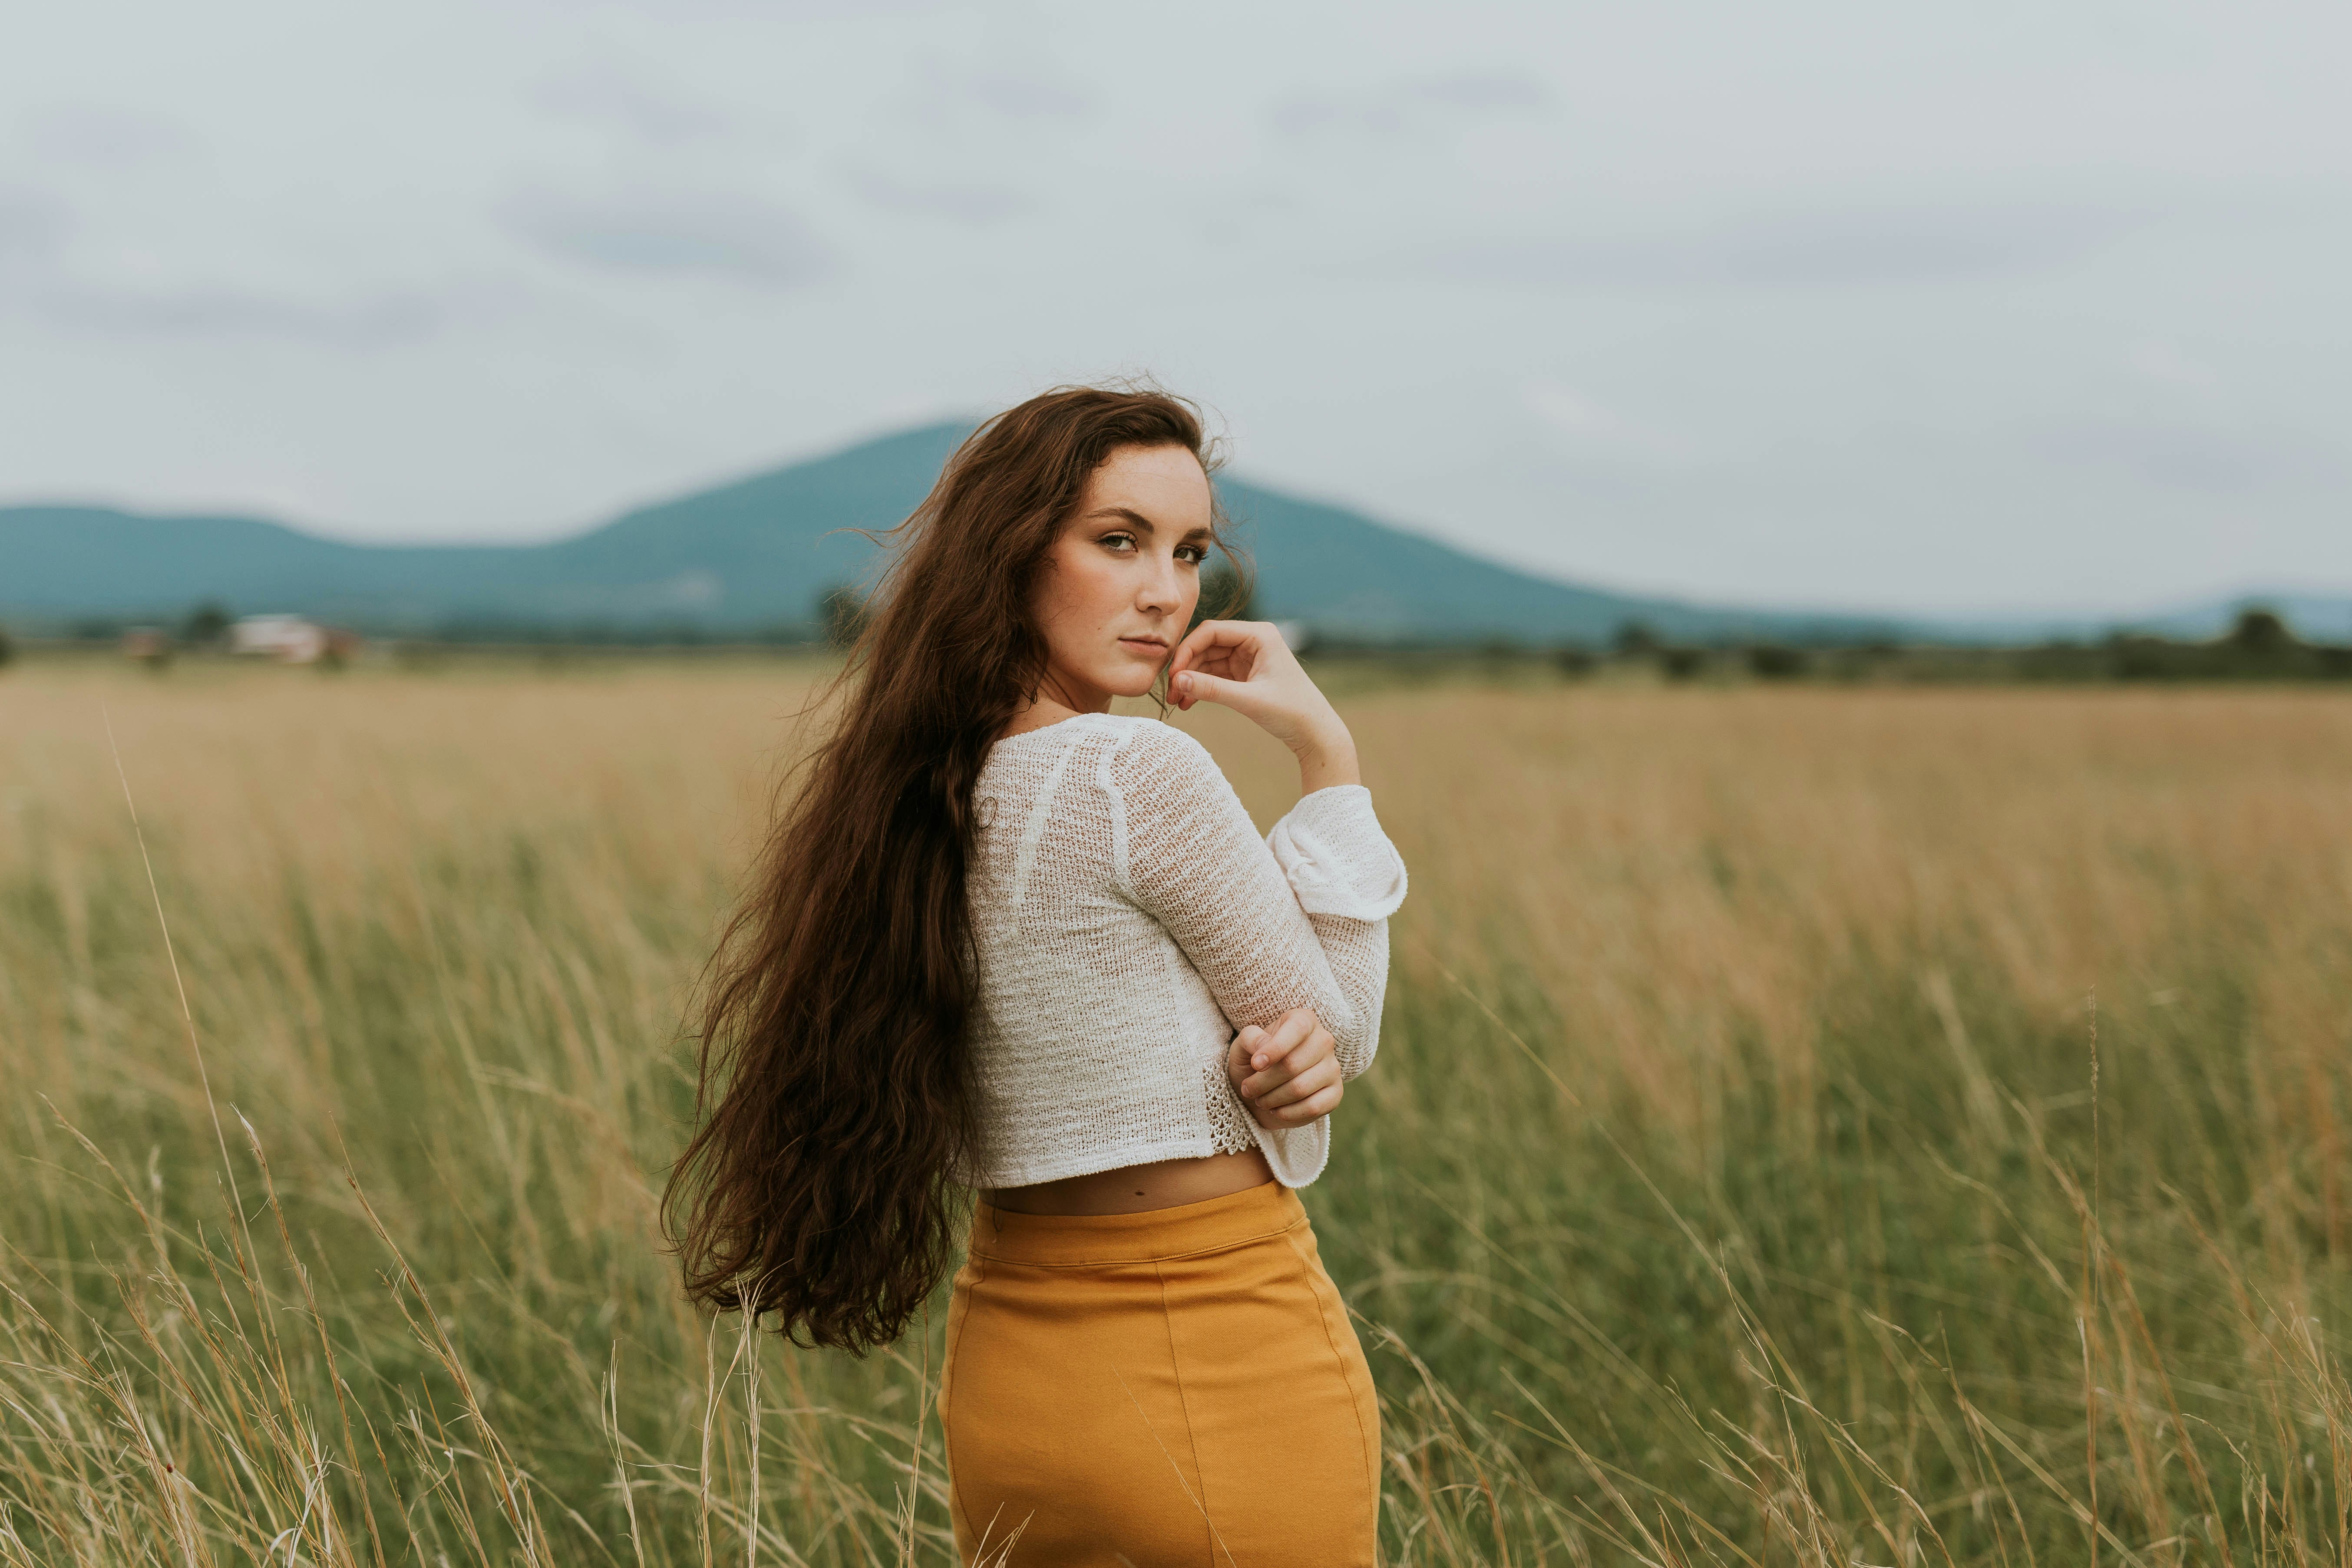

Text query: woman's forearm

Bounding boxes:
[1293,723,1361,793]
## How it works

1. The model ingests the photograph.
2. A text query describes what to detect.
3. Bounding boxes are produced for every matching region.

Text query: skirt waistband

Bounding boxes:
[969,1180,1305,1267]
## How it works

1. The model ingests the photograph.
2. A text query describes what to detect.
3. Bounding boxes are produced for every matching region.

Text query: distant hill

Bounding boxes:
[2,421,1893,643]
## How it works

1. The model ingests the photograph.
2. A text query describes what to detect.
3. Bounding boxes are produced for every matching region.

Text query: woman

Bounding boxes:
[666,385,1407,1564]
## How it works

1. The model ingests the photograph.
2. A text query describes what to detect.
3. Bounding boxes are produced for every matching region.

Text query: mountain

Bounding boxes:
[1212,480,1886,643]
[1,421,1886,644]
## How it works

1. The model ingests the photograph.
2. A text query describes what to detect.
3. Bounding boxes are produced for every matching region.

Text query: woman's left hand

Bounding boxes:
[1225,1007,1343,1129]
[1168,621,1360,793]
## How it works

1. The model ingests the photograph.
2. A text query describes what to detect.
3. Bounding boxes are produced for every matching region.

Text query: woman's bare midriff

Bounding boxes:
[987,1149,1274,1216]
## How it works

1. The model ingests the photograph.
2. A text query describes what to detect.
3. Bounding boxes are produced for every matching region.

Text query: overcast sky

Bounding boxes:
[4,0,2348,615]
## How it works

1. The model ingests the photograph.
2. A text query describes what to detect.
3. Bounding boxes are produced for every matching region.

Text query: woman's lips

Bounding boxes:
[1118,637,1169,654]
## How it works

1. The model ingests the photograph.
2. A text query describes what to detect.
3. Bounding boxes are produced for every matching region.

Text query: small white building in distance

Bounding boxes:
[231,614,358,664]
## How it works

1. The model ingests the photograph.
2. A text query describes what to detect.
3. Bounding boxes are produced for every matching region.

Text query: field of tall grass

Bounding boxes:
[3,659,2348,1565]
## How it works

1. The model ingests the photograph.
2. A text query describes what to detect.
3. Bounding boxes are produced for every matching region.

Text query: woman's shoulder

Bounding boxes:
[983,711,1118,766]
[987,712,1201,756]
[1105,715,1219,770]
[984,714,1225,795]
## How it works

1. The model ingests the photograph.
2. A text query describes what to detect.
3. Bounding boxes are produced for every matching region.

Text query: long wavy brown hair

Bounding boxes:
[664,384,1243,1352]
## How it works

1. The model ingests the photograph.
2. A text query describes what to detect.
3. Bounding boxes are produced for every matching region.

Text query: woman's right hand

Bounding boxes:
[1168,621,1361,792]
[1225,1007,1344,1130]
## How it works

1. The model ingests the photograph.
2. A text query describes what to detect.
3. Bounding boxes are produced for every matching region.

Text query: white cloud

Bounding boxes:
[1399,196,2155,290]
[2022,419,2341,495]
[1523,379,1684,460]
[531,68,735,145]
[1267,69,1553,138]
[2126,340,2216,389]
[39,281,454,344]
[504,188,836,287]
[22,105,193,168]
[843,165,1032,225]
[0,186,69,263]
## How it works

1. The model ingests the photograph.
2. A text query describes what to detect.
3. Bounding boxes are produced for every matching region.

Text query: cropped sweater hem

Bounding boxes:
[964,1117,1331,1193]
[961,714,1403,1194]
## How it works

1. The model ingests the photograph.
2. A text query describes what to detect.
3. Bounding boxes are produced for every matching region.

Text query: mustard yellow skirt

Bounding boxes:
[938,1181,1381,1565]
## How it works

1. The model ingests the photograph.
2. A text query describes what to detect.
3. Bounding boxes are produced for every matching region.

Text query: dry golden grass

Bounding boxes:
[3,660,2349,1564]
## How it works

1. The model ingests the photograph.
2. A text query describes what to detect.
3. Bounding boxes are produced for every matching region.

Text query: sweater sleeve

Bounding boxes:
[1107,722,1407,1184]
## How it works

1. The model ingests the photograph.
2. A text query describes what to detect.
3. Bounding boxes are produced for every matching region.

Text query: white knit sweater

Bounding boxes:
[962,712,1408,1190]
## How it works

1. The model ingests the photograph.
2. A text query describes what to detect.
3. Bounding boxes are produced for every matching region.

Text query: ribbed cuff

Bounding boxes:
[1266,786,1409,920]
[1250,1114,1331,1188]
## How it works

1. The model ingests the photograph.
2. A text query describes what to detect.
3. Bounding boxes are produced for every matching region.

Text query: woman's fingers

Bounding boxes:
[1243,1074,1341,1132]
[1168,619,1269,681]
[1169,620,1286,718]
[1162,667,1279,729]
[1242,1015,1337,1098]
[1225,1025,1266,1089]
[1240,1055,1293,1098]
[1252,1055,1340,1112]
[1266,1078,1343,1127]
[1172,668,1273,720]
[1231,1009,1339,1128]
[1247,1008,1317,1072]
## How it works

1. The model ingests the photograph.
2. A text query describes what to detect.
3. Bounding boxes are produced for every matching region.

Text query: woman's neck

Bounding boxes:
[1000,673,1108,739]
[1000,695,1092,739]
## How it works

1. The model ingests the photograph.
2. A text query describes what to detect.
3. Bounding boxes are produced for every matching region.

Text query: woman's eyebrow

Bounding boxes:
[1080,507,1211,545]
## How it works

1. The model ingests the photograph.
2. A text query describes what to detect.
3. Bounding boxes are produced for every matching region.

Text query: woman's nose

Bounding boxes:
[1137,557,1182,613]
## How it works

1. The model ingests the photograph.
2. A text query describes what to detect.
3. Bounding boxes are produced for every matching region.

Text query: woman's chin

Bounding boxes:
[1096,665,1164,700]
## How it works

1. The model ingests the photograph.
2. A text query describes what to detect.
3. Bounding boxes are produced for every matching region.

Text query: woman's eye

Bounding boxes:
[1175,544,1207,564]
[1098,532,1137,553]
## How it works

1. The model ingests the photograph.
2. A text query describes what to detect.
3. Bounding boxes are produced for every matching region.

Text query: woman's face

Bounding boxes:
[1029,442,1214,711]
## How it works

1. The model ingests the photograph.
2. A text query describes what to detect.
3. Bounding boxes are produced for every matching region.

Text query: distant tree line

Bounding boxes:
[18,590,861,652]
[2009,609,2352,681]
[7,600,2346,685]
[1554,607,2352,684]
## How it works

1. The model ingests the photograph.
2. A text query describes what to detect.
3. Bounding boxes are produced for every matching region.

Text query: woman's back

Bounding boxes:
[965,711,1406,1191]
